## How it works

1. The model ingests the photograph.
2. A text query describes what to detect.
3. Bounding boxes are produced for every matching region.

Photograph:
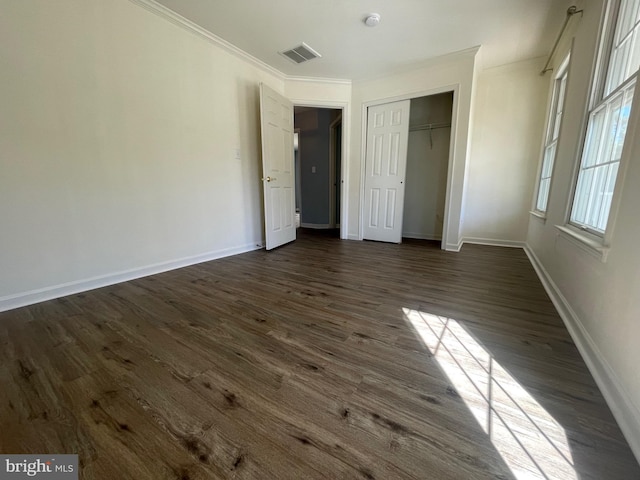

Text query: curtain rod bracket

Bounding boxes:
[567,6,584,17]
[540,5,584,75]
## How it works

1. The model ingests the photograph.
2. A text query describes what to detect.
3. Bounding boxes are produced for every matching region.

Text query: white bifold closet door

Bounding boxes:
[363,100,411,243]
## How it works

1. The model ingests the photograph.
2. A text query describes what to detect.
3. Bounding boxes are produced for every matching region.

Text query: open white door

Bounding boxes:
[363,100,411,243]
[260,83,296,250]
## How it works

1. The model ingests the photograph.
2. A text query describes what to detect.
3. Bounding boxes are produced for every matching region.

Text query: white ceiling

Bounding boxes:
[152,0,575,80]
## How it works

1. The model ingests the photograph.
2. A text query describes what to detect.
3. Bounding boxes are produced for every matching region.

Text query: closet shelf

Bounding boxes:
[409,122,451,132]
[409,121,451,149]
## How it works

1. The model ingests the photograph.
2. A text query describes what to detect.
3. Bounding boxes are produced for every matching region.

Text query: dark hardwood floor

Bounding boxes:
[1,230,638,479]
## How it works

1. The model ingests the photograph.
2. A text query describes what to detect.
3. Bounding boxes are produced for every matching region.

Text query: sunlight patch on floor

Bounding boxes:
[403,308,577,480]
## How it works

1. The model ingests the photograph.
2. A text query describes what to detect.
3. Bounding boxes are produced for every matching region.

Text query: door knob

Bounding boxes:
[262,176,277,182]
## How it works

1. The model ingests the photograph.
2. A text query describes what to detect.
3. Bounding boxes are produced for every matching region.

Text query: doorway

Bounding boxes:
[330,115,342,229]
[294,106,342,237]
[361,92,453,247]
[403,92,453,243]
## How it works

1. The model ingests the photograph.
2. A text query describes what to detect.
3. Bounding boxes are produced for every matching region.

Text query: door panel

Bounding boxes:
[260,84,296,250]
[369,188,380,227]
[363,100,411,243]
[385,189,397,228]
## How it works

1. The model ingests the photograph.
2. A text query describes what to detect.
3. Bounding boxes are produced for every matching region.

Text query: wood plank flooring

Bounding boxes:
[1,229,638,479]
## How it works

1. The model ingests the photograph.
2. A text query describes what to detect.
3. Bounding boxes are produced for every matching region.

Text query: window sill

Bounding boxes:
[554,225,610,262]
[529,210,547,223]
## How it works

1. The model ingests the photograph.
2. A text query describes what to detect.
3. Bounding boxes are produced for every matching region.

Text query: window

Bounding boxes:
[570,0,640,234]
[536,56,570,213]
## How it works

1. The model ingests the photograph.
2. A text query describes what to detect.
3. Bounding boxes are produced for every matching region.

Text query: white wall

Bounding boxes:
[403,94,453,240]
[350,50,479,248]
[526,0,640,461]
[0,0,283,310]
[463,58,549,244]
[3,0,638,461]
[284,77,352,105]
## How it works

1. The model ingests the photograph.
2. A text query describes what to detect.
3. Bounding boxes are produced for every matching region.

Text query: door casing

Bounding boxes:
[359,85,460,249]
[291,100,349,239]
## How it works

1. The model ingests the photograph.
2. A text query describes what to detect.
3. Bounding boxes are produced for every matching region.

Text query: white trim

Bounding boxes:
[529,210,548,222]
[461,237,527,248]
[532,52,571,215]
[446,238,465,252]
[566,1,639,245]
[291,99,350,241]
[128,1,356,90]
[290,100,348,108]
[358,103,368,241]
[555,224,610,262]
[402,233,442,241]
[300,223,331,229]
[524,245,640,465]
[444,237,527,251]
[0,242,262,313]
[294,128,302,219]
[128,0,284,81]
[286,76,351,85]
[353,46,481,84]
[329,114,342,229]
[347,234,360,241]
[600,74,640,246]
[359,84,460,248]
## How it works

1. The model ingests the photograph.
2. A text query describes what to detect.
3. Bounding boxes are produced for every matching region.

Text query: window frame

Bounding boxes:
[533,54,571,217]
[565,0,640,245]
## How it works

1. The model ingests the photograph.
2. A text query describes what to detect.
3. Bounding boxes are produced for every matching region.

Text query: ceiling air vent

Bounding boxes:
[279,42,322,64]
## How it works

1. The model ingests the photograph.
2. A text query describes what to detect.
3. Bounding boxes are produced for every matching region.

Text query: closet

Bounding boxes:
[402,92,453,242]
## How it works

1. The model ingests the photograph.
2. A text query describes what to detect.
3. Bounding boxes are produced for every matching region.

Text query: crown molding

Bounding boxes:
[285,76,352,86]
[128,1,481,88]
[353,46,481,84]
[480,54,548,74]
[129,0,285,81]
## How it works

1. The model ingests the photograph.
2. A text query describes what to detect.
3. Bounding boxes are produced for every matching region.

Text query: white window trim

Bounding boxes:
[569,76,636,236]
[558,0,639,261]
[529,209,547,222]
[555,225,611,262]
[531,53,571,220]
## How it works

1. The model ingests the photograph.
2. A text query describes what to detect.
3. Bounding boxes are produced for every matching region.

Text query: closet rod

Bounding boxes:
[541,5,583,75]
[409,122,451,132]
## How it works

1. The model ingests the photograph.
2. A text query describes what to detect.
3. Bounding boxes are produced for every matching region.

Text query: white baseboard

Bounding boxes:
[345,234,522,248]
[0,242,263,313]
[347,234,360,241]
[300,223,332,229]
[402,232,442,241]
[445,238,464,252]
[462,237,527,248]
[524,245,640,465]
[444,236,525,252]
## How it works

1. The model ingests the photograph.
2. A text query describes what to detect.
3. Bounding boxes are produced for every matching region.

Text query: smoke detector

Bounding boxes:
[364,13,381,27]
